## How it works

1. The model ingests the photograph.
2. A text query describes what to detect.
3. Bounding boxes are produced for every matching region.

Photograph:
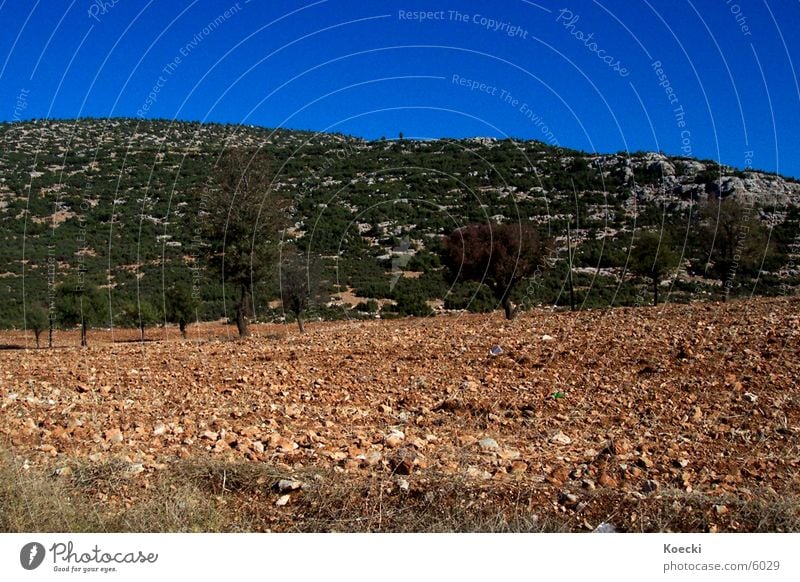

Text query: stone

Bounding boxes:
[743,392,758,403]
[642,479,660,493]
[153,423,167,436]
[277,479,303,493]
[549,431,571,445]
[363,451,383,466]
[611,438,632,455]
[122,463,144,478]
[593,522,617,533]
[598,471,618,488]
[478,437,499,451]
[389,456,414,476]
[384,429,405,449]
[53,466,72,478]
[466,466,493,480]
[105,428,123,444]
[275,494,290,506]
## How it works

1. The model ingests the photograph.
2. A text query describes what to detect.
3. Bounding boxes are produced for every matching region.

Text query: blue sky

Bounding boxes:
[1,0,798,176]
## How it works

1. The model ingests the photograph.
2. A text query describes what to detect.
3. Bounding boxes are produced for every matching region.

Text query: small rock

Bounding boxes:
[593,522,617,533]
[397,479,410,492]
[559,491,579,506]
[547,465,570,484]
[642,479,660,493]
[389,457,414,475]
[466,466,493,480]
[277,479,303,493]
[123,463,144,478]
[743,392,758,403]
[384,429,405,449]
[53,466,72,478]
[153,423,167,436]
[200,430,218,441]
[105,428,124,444]
[541,334,555,342]
[549,431,571,445]
[489,345,503,356]
[276,438,298,453]
[275,494,290,507]
[478,437,500,451]
[363,451,383,466]
[598,471,618,487]
[611,438,633,455]
[637,455,654,469]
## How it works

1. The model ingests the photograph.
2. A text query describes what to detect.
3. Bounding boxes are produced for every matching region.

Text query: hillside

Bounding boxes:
[1,118,799,329]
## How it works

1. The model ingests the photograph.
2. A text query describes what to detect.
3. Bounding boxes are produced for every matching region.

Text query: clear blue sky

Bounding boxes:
[1,0,798,176]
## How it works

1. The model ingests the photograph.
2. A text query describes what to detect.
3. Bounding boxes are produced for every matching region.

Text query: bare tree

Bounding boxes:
[693,196,770,301]
[280,251,326,333]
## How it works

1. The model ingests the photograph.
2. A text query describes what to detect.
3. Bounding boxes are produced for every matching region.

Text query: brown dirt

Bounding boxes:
[1,297,798,532]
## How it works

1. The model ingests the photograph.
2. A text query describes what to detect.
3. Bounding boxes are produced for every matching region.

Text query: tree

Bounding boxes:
[26,303,48,348]
[202,149,287,337]
[629,230,680,306]
[280,252,326,333]
[55,280,104,347]
[118,299,160,341]
[442,222,552,319]
[693,196,771,301]
[165,284,199,339]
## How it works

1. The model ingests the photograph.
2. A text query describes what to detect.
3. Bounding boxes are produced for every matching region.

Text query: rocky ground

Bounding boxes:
[1,297,799,532]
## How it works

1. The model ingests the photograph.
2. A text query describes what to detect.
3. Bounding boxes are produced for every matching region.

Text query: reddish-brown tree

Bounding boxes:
[443,222,552,319]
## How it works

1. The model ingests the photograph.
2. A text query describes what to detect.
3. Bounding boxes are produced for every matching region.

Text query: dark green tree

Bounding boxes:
[165,284,199,339]
[693,197,771,301]
[629,230,680,306]
[118,299,161,340]
[26,303,49,348]
[55,279,104,347]
[202,149,288,337]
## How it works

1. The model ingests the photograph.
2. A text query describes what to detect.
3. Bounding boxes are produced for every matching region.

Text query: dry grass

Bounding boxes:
[2,451,798,533]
